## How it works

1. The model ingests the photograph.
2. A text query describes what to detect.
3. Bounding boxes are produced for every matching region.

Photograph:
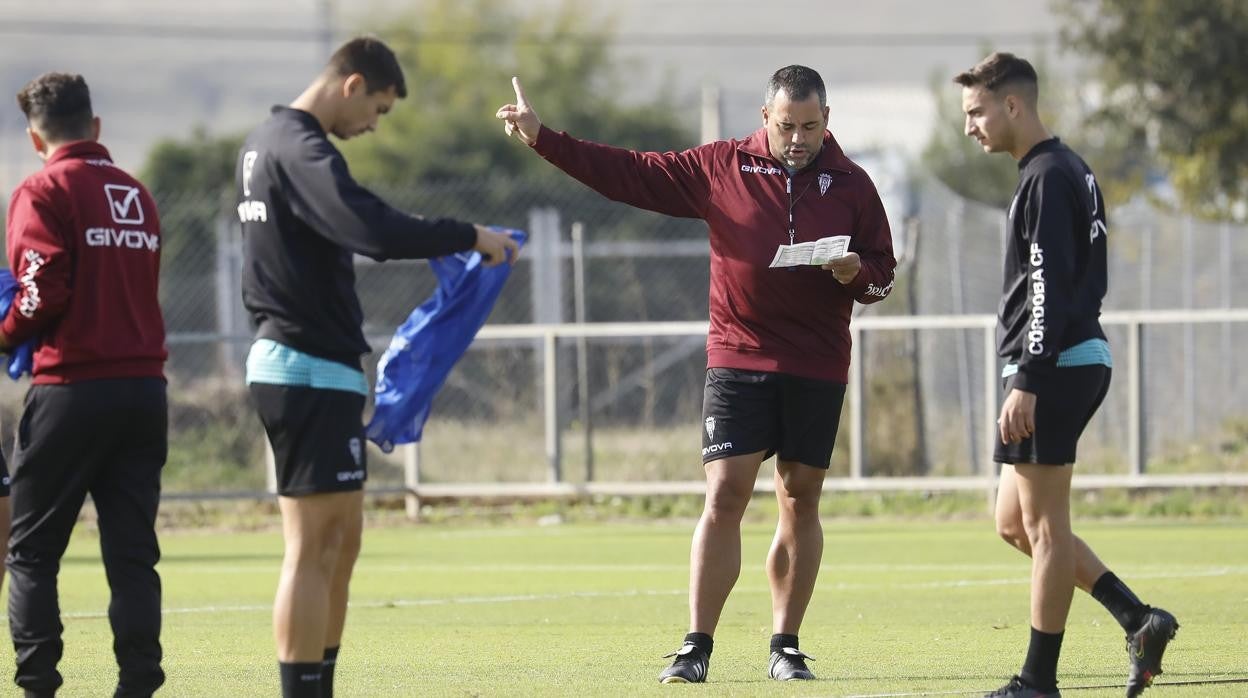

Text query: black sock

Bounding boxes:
[322,646,339,698]
[279,661,322,698]
[1091,571,1148,632]
[770,633,799,652]
[1019,627,1063,692]
[684,632,713,656]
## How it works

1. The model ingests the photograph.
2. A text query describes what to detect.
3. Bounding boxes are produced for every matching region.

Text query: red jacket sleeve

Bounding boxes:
[2,184,73,343]
[532,125,712,219]
[842,173,897,305]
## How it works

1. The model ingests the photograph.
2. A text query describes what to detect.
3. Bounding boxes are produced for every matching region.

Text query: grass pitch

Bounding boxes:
[28,516,1248,696]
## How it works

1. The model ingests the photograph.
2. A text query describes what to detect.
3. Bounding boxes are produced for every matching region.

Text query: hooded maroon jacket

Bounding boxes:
[533,125,895,383]
[2,141,166,384]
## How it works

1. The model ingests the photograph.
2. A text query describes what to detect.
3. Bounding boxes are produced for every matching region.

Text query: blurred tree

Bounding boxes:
[137,0,706,346]
[1057,0,1248,220]
[140,128,244,195]
[139,128,244,294]
[921,51,1145,211]
[919,67,1019,209]
[342,0,691,183]
[138,129,245,381]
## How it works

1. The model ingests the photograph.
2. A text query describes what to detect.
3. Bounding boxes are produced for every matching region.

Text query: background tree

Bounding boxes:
[920,49,1145,211]
[137,0,701,330]
[140,130,244,340]
[919,67,1018,209]
[342,0,691,183]
[137,0,706,399]
[1057,0,1248,220]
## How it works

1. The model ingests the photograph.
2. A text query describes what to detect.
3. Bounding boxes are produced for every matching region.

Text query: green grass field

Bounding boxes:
[32,516,1248,696]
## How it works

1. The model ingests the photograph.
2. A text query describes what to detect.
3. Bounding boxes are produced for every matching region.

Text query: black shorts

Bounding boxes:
[994,365,1111,466]
[0,449,8,497]
[248,383,368,497]
[701,367,846,469]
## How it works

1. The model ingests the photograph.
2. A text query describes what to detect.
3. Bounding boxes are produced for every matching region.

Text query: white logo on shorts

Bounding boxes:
[702,442,734,457]
[348,437,362,465]
[704,417,715,440]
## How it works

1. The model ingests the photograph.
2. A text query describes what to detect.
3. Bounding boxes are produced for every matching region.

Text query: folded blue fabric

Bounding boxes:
[0,270,35,380]
[366,227,526,452]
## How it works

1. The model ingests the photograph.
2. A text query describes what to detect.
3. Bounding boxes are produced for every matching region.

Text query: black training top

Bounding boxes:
[998,137,1108,392]
[236,106,476,368]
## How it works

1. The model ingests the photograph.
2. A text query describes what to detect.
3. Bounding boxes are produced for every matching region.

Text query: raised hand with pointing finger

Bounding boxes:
[495,76,541,146]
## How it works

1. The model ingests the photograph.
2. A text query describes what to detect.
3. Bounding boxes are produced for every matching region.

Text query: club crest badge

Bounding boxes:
[818,172,833,196]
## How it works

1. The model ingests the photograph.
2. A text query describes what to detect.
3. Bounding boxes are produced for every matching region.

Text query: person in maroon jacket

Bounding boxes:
[2,73,167,698]
[498,65,896,683]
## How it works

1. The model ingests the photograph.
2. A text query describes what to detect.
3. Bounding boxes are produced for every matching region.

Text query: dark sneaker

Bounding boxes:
[658,643,709,684]
[984,676,1061,697]
[768,647,815,681]
[1126,606,1179,697]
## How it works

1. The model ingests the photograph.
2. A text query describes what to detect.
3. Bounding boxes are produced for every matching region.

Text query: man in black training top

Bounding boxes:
[957,52,1178,698]
[236,37,517,698]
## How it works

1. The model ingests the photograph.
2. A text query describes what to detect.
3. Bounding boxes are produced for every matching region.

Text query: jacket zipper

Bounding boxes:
[786,176,796,246]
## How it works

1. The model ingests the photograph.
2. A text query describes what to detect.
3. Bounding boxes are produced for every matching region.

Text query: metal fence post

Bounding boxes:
[214,212,247,379]
[544,329,562,482]
[1182,217,1195,437]
[571,222,593,481]
[1222,222,1233,414]
[982,326,998,476]
[404,441,421,520]
[849,325,864,479]
[983,326,998,509]
[1127,321,1146,476]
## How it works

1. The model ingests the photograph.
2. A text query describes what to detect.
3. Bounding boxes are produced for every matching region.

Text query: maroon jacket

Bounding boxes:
[534,126,895,382]
[3,141,166,383]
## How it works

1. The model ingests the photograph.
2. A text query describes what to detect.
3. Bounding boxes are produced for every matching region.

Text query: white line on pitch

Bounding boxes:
[81,562,1248,576]
[60,589,687,620]
[58,563,1243,620]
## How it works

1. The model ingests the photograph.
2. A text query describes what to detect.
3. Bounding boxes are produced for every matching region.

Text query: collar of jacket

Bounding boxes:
[44,140,112,168]
[736,128,852,176]
[271,105,327,136]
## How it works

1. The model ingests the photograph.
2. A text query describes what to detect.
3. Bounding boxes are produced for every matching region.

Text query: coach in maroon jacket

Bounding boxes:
[498,66,895,683]
[2,73,167,697]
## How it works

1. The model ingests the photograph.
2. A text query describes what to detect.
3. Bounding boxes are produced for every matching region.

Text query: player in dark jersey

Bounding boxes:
[957,52,1177,698]
[237,37,517,698]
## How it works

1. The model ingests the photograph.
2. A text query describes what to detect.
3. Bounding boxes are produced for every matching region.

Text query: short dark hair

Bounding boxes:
[16,72,94,143]
[953,52,1038,104]
[327,36,407,99]
[766,65,826,108]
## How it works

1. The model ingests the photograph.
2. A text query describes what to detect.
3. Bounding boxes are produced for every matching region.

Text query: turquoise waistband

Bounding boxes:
[245,338,368,395]
[1002,337,1112,378]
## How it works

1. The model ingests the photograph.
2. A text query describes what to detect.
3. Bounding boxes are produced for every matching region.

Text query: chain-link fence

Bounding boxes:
[894,180,1248,479]
[0,173,1244,493]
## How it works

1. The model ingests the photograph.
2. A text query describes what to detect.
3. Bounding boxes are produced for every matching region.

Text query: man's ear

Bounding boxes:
[26,126,47,159]
[761,104,770,126]
[90,116,102,142]
[342,73,366,98]
[1003,94,1021,119]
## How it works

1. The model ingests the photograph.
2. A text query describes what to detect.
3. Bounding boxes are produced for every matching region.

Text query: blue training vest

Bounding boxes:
[366,228,526,452]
